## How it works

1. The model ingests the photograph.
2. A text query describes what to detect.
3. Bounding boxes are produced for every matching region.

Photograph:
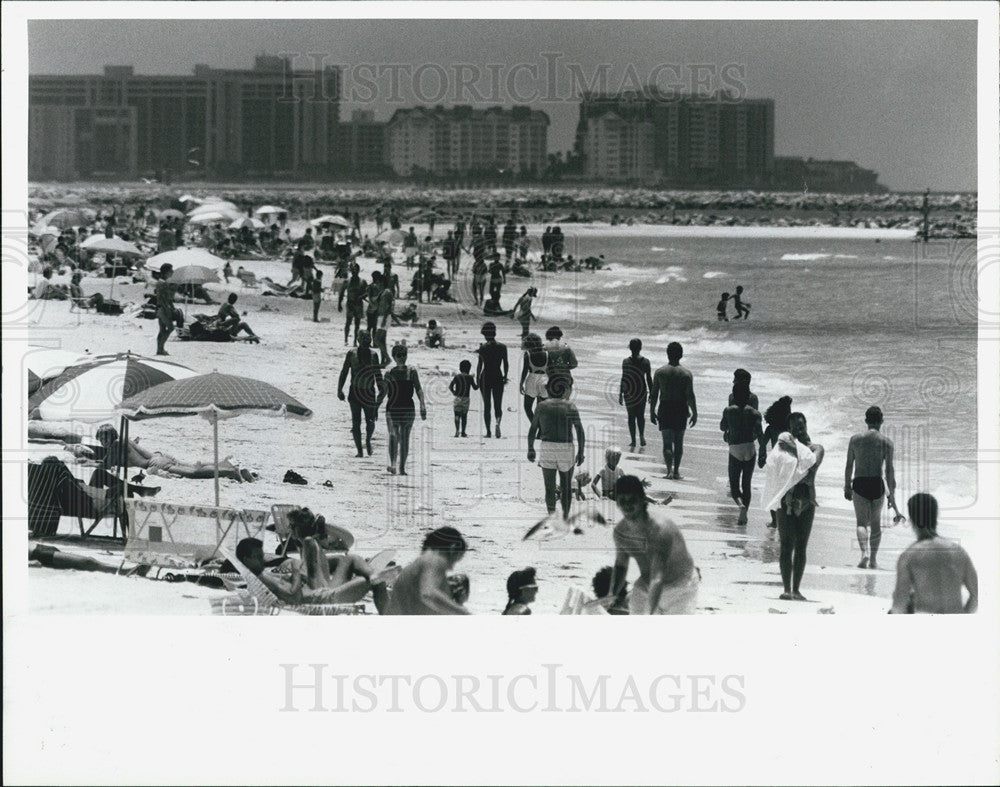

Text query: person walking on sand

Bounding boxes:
[766,412,824,601]
[544,326,579,397]
[512,287,538,339]
[338,332,385,458]
[476,322,509,438]
[761,395,793,528]
[649,341,697,480]
[376,343,427,476]
[890,493,978,614]
[620,338,653,449]
[338,266,366,346]
[519,333,549,421]
[720,383,767,524]
[488,252,506,304]
[845,405,897,569]
[527,379,585,520]
[309,269,324,322]
[732,285,751,319]
[386,527,471,615]
[154,263,177,356]
[609,475,699,614]
[449,359,478,437]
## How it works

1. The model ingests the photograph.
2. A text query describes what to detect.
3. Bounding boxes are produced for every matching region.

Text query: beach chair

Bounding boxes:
[28,459,120,538]
[212,546,367,616]
[122,499,268,579]
[237,269,260,291]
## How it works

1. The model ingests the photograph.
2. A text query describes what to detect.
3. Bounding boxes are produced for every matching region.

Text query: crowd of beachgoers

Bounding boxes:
[23,187,980,617]
[28,182,977,237]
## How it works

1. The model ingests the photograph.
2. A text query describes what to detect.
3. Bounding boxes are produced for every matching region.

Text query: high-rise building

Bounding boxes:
[332,111,389,178]
[28,57,341,180]
[386,105,548,178]
[576,88,775,187]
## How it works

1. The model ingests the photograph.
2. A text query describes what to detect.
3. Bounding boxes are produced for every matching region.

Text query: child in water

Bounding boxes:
[732,285,751,319]
[717,292,730,322]
[449,359,479,437]
[591,448,625,499]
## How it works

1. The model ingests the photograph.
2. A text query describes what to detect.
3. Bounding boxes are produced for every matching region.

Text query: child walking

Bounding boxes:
[449,359,478,437]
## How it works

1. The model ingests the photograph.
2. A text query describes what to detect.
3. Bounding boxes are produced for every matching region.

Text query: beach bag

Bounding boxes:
[96,298,124,316]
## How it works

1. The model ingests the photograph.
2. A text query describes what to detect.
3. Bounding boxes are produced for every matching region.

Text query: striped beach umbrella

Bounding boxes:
[120,372,311,505]
[28,353,198,423]
[25,347,97,396]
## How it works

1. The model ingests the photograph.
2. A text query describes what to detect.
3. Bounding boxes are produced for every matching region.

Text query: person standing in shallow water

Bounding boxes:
[620,338,653,449]
[844,405,897,569]
[476,322,508,438]
[649,341,697,480]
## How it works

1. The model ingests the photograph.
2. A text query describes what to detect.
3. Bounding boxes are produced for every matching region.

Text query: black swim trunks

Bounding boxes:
[852,476,885,501]
[657,404,689,432]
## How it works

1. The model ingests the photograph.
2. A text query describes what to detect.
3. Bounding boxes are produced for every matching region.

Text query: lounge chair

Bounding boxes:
[237,269,260,291]
[213,546,367,616]
[28,458,120,538]
[122,499,268,579]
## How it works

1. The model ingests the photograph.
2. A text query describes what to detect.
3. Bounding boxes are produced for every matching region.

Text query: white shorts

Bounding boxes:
[538,440,576,472]
[629,570,699,615]
[523,372,549,399]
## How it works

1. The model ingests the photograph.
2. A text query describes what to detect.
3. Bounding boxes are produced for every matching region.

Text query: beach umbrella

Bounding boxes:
[25,347,96,396]
[229,217,266,231]
[187,211,231,226]
[28,352,198,423]
[157,208,185,221]
[80,235,145,258]
[29,224,61,240]
[119,372,312,505]
[254,205,287,217]
[146,247,226,272]
[32,209,95,234]
[379,228,407,247]
[189,200,239,215]
[177,194,203,205]
[310,214,353,228]
[170,265,220,286]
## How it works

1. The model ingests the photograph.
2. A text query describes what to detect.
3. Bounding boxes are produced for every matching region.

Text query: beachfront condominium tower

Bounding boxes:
[385,105,549,180]
[575,88,775,187]
[28,56,342,180]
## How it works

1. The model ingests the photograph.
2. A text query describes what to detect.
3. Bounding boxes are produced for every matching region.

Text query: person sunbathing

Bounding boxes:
[95,424,256,482]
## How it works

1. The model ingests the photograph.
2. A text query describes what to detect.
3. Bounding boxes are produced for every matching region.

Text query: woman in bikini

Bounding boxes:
[518,332,549,421]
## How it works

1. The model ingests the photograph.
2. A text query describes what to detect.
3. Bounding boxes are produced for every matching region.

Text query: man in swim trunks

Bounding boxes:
[609,475,699,614]
[386,527,471,615]
[527,379,585,519]
[844,405,897,569]
[338,267,366,345]
[649,341,697,480]
[890,493,977,614]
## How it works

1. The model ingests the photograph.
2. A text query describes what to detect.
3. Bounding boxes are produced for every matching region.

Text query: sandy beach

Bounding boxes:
[22,216,985,617]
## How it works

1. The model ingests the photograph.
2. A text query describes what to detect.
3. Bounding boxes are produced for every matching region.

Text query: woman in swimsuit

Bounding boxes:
[775,412,824,601]
[377,343,427,475]
[518,332,549,421]
[502,567,538,615]
[476,322,509,438]
[761,396,793,528]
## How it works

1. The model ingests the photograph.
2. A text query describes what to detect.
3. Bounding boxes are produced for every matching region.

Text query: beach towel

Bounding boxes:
[761,433,817,512]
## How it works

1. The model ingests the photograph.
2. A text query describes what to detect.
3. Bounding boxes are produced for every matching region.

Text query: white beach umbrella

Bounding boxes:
[80,234,145,257]
[188,211,232,226]
[229,217,266,230]
[146,247,226,272]
[254,205,287,217]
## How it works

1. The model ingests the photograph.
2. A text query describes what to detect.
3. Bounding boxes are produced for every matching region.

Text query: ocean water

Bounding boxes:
[527,233,979,514]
